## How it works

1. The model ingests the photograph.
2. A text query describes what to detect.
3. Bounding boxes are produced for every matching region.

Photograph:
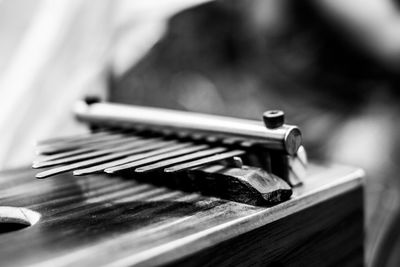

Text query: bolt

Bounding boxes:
[263,110,285,129]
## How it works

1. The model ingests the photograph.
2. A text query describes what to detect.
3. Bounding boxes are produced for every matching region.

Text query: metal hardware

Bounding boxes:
[263,110,285,129]
[75,101,302,155]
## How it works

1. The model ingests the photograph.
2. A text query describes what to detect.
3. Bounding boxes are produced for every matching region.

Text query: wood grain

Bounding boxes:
[0,164,363,266]
[169,187,363,267]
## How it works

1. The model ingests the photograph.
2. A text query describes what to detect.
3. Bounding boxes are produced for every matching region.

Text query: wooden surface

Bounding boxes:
[0,164,363,266]
[170,187,363,267]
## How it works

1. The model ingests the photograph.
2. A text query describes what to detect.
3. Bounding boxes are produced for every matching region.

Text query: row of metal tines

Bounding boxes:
[33,128,248,179]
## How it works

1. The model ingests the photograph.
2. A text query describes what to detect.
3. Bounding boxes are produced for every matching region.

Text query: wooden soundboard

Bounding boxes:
[0,164,363,267]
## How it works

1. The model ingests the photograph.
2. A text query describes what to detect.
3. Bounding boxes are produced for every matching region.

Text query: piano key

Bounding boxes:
[104,145,210,174]
[37,133,129,155]
[35,141,177,179]
[72,142,194,176]
[135,147,227,173]
[33,137,160,168]
[34,136,142,165]
[164,150,245,173]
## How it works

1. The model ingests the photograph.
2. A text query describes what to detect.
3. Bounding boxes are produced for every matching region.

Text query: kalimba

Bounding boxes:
[0,99,364,266]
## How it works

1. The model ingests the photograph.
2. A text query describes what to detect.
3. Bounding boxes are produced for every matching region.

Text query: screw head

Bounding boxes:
[263,110,285,129]
[84,95,101,105]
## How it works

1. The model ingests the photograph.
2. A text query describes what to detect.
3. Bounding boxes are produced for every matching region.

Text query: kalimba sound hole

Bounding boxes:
[0,206,41,234]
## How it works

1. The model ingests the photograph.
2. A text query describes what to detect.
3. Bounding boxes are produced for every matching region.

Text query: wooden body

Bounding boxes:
[0,164,363,266]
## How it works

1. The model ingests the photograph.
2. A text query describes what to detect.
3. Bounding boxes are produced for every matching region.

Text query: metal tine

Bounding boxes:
[222,137,243,145]
[33,137,162,168]
[35,135,142,164]
[37,130,122,150]
[164,150,245,173]
[36,130,112,146]
[135,147,227,173]
[205,136,219,143]
[176,131,190,139]
[104,144,210,174]
[240,140,256,148]
[73,142,194,176]
[190,133,205,141]
[37,132,130,155]
[35,140,178,179]
[37,132,127,154]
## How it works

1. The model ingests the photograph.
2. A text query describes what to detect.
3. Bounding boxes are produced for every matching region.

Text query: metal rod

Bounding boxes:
[104,145,209,174]
[164,150,245,173]
[37,133,127,155]
[33,138,159,168]
[75,101,302,155]
[135,147,227,173]
[34,136,142,164]
[36,130,110,146]
[72,143,194,176]
[35,141,177,179]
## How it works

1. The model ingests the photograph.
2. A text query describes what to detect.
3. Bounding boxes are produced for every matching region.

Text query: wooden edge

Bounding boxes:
[121,167,365,267]
[30,166,364,267]
[107,167,364,267]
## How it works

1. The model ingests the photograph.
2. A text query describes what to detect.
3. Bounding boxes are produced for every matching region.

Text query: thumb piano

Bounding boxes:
[0,100,364,267]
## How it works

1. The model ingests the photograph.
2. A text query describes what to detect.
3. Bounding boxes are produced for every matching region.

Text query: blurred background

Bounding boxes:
[0,0,399,265]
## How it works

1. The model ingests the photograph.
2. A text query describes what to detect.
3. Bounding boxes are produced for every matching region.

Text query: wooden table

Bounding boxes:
[0,164,363,266]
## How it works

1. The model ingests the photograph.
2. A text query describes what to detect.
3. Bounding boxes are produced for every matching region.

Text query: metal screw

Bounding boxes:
[84,95,101,105]
[263,110,285,129]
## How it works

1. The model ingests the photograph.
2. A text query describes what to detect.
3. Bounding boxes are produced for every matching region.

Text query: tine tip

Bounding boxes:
[104,168,114,174]
[35,173,46,179]
[32,163,41,169]
[72,170,84,176]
